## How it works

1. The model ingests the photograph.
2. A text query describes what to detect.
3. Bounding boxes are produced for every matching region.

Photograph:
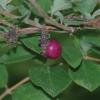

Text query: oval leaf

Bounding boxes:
[62,36,82,68]
[21,36,41,54]
[69,60,100,91]
[51,0,72,14]
[76,0,97,14]
[29,64,71,97]
[0,46,33,64]
[12,83,51,100]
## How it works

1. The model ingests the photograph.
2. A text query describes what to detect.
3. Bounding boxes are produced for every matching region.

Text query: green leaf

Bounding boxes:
[51,0,72,14]
[62,47,82,68]
[92,9,100,18]
[80,41,92,55]
[84,37,100,47]
[18,4,30,16]
[69,60,100,91]
[0,46,33,64]
[64,19,85,26]
[0,0,7,10]
[37,0,53,12]
[76,0,97,15]
[0,64,8,88]
[0,44,11,56]
[62,36,82,68]
[81,31,100,47]
[11,0,23,6]
[12,83,51,100]
[88,48,100,59]
[77,29,100,52]
[54,11,64,23]
[21,36,41,54]
[25,0,52,17]
[6,4,16,12]
[91,49,100,56]
[29,64,71,97]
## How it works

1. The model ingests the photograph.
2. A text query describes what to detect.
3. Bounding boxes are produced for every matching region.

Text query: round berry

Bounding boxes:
[45,39,62,59]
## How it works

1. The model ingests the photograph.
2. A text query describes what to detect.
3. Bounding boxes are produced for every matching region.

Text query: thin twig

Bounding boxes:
[84,56,100,62]
[0,77,30,100]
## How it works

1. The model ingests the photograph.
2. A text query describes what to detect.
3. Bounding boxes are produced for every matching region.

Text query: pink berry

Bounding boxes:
[45,39,62,59]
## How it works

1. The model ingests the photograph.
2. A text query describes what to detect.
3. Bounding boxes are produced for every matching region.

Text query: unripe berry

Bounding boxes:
[44,39,62,59]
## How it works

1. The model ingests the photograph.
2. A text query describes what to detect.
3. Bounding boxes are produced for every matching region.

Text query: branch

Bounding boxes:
[84,56,100,62]
[0,77,30,100]
[28,0,75,32]
[17,25,56,34]
[0,24,69,39]
[0,19,14,28]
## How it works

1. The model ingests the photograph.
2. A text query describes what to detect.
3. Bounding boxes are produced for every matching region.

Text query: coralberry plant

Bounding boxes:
[0,0,100,100]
